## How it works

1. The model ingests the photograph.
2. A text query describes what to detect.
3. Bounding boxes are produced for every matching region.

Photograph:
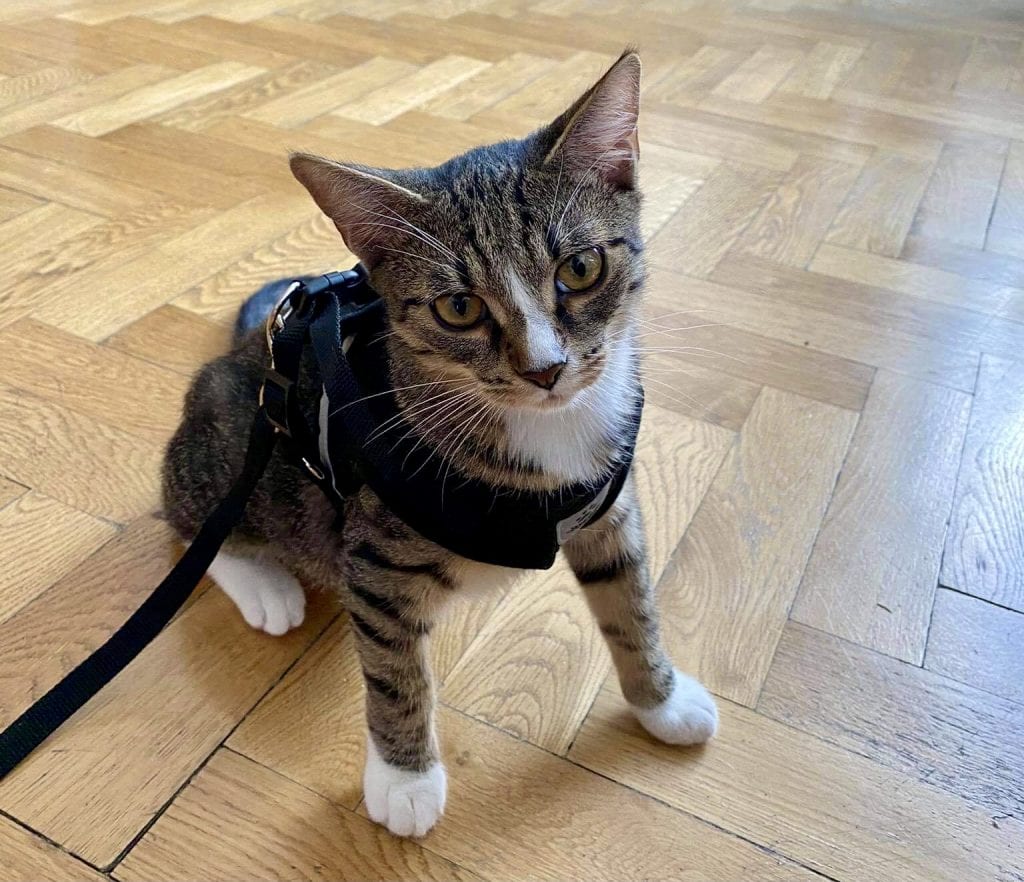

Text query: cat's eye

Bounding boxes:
[555,247,604,294]
[431,292,488,330]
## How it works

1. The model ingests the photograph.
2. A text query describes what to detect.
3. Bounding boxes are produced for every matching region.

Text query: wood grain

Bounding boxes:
[0,385,162,522]
[791,371,972,662]
[648,162,784,278]
[735,154,860,266]
[443,405,733,752]
[656,386,858,705]
[0,4,1021,880]
[0,813,107,882]
[759,622,1024,818]
[117,748,479,882]
[911,139,1008,247]
[0,319,189,444]
[826,150,934,256]
[941,355,1024,610]
[0,585,334,866]
[925,587,1024,705]
[0,490,116,625]
[571,681,1024,882]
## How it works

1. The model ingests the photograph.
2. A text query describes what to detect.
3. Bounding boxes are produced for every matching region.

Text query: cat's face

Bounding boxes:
[292,52,643,413]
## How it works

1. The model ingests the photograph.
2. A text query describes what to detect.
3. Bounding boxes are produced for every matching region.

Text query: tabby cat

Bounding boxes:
[162,50,718,838]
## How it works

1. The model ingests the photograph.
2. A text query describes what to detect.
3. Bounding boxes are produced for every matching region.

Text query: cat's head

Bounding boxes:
[291,51,643,413]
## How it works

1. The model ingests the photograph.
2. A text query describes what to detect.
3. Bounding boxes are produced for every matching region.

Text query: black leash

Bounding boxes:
[0,270,355,783]
[0,410,279,780]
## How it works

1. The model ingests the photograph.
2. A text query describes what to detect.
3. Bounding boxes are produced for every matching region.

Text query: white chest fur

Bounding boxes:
[502,340,636,484]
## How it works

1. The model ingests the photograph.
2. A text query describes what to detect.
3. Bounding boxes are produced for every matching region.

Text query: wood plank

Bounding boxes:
[420,51,556,120]
[28,190,316,340]
[992,138,1024,233]
[759,622,1024,818]
[128,713,816,882]
[0,582,335,866]
[0,63,172,138]
[0,319,190,444]
[0,385,162,522]
[0,813,107,882]
[925,588,1024,705]
[483,50,613,123]
[655,386,857,705]
[334,55,490,126]
[228,617,364,810]
[0,490,116,625]
[902,233,1024,287]
[0,475,26,509]
[2,123,266,209]
[246,57,416,128]
[646,267,879,408]
[570,681,1024,882]
[810,242,1024,323]
[941,356,1024,610]
[735,154,860,267]
[105,304,232,376]
[0,201,101,280]
[644,45,746,106]
[826,150,934,256]
[55,61,266,136]
[712,44,804,102]
[777,40,863,99]
[648,162,784,278]
[443,405,733,752]
[910,139,1008,248]
[791,371,971,662]
[942,354,1024,610]
[117,748,479,882]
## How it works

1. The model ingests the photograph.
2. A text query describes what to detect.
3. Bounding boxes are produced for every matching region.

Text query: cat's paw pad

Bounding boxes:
[632,669,718,745]
[364,737,446,838]
[209,553,306,636]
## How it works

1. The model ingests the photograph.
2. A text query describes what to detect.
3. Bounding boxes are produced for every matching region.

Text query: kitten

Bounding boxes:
[162,51,718,838]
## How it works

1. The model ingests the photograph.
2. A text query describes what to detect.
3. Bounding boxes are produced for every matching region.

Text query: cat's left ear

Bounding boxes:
[543,50,641,190]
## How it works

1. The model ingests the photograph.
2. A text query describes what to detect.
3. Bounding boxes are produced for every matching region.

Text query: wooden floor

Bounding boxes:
[1,0,1023,879]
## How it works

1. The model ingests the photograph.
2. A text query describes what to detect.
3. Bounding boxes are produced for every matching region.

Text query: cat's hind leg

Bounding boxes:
[207,549,306,636]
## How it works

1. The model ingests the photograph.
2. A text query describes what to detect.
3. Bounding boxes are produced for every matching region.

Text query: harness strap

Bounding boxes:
[0,409,279,781]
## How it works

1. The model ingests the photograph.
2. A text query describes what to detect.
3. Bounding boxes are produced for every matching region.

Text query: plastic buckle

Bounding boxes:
[259,369,293,436]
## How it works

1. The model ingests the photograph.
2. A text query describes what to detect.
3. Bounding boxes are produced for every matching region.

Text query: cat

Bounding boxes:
[162,50,718,839]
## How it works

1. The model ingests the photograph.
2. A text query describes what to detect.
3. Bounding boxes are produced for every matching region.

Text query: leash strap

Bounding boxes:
[0,410,279,780]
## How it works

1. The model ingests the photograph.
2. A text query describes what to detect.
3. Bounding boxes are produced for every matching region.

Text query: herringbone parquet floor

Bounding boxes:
[1,1,1023,880]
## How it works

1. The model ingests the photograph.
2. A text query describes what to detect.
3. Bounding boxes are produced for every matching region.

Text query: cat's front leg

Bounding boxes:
[342,531,451,838]
[563,476,718,745]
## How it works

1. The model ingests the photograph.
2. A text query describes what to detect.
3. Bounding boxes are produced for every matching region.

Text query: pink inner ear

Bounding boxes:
[553,56,641,189]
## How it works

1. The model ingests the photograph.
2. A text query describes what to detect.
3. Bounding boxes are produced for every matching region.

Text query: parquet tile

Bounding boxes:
[1,2,1022,879]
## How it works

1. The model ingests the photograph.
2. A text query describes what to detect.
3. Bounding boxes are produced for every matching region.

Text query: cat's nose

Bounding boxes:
[518,360,566,390]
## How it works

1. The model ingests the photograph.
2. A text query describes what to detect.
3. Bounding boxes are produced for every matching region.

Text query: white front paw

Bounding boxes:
[631,669,719,745]
[363,736,446,838]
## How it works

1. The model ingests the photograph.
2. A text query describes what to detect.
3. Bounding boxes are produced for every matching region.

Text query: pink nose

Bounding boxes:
[519,361,566,390]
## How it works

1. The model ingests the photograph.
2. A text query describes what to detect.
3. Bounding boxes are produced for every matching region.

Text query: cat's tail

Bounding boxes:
[234,276,316,342]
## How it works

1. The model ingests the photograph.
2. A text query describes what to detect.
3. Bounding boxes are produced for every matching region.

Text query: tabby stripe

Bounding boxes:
[351,542,453,588]
[599,622,641,651]
[575,553,637,584]
[608,236,644,254]
[348,581,406,621]
[349,610,404,650]
[364,670,405,704]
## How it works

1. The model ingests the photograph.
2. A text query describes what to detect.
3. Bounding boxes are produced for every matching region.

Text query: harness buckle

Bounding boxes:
[259,369,293,436]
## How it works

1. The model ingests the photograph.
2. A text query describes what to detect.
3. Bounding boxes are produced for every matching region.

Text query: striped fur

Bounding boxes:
[162,51,717,838]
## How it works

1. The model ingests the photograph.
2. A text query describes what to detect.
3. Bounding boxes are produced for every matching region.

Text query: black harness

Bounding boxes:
[0,266,641,780]
[269,266,641,569]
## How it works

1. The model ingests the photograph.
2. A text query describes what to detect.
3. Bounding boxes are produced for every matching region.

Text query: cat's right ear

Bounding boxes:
[289,153,426,266]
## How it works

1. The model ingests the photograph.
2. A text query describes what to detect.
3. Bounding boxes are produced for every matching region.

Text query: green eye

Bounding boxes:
[431,292,488,330]
[555,247,604,294]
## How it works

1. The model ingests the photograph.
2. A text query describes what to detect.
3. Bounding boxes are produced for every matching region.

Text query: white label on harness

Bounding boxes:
[555,479,612,545]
